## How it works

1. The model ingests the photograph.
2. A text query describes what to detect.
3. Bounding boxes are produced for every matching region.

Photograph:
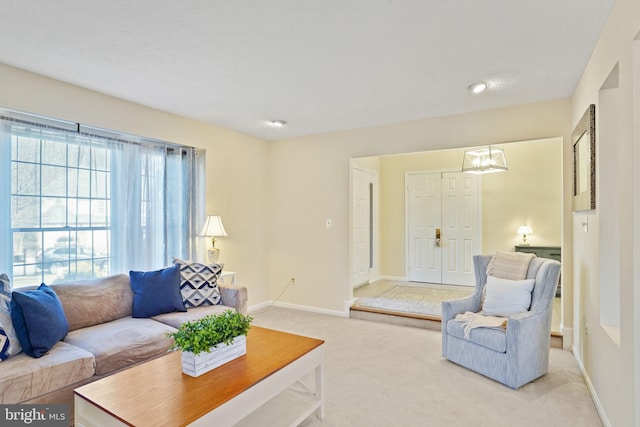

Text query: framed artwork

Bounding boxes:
[572,104,596,211]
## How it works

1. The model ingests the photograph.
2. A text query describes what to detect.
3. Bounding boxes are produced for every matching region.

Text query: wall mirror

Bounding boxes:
[572,104,596,211]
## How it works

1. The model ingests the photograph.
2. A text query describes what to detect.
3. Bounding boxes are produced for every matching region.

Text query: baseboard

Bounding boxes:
[572,346,611,427]
[344,298,357,313]
[271,300,350,317]
[380,275,408,281]
[247,300,351,317]
[248,300,273,313]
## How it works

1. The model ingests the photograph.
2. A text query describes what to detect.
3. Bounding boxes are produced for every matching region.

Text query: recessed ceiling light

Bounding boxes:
[468,82,489,94]
[267,120,287,127]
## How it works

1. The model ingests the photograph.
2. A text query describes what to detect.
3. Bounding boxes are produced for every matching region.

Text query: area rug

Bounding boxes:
[355,285,473,316]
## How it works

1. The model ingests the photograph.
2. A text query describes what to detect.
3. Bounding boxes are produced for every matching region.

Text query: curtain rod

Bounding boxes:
[0,107,196,152]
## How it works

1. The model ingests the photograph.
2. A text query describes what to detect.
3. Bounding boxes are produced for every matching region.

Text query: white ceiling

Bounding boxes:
[0,1,614,141]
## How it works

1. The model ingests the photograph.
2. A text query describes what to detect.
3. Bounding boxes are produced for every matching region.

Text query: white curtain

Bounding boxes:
[0,122,11,276]
[110,140,204,273]
[0,110,205,279]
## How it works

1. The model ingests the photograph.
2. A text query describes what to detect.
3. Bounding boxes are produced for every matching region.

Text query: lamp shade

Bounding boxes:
[517,225,533,235]
[462,146,508,174]
[200,215,227,237]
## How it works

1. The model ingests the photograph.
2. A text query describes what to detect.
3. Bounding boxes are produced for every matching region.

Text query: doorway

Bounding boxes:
[406,171,479,286]
[351,166,378,288]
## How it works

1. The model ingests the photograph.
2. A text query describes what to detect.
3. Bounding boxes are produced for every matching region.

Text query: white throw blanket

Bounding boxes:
[454,311,508,339]
[486,251,536,280]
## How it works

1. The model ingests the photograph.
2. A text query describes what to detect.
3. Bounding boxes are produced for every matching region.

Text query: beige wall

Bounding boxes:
[269,99,572,315]
[569,0,640,425]
[0,63,272,306]
[369,139,562,279]
[481,139,563,253]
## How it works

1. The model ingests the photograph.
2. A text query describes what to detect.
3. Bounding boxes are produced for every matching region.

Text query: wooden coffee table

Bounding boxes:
[74,326,324,426]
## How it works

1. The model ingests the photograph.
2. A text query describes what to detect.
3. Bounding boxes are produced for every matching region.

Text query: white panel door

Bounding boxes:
[441,172,479,285]
[407,173,441,282]
[351,168,371,287]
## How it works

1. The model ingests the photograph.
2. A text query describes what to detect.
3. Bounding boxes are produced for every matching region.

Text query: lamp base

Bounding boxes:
[207,247,220,263]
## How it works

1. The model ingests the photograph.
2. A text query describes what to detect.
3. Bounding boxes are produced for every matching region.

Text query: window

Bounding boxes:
[0,110,205,288]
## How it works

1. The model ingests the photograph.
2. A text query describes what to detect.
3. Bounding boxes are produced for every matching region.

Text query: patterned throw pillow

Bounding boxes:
[173,258,222,308]
[0,273,22,361]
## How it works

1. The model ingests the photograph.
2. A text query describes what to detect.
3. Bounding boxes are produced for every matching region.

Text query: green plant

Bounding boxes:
[167,310,253,356]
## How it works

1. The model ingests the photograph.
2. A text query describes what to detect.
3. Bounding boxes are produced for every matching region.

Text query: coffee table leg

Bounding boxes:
[315,360,324,419]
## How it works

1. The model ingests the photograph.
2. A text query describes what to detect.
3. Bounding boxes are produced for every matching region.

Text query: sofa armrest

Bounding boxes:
[219,285,248,314]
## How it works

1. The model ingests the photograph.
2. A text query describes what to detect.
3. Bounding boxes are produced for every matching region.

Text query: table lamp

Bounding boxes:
[517,225,533,246]
[201,215,227,263]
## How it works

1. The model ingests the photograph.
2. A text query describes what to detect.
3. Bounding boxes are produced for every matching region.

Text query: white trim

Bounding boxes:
[344,298,357,313]
[248,300,273,313]
[274,301,350,318]
[380,275,409,282]
[572,346,610,427]
[560,325,573,350]
[350,165,380,290]
[249,300,351,318]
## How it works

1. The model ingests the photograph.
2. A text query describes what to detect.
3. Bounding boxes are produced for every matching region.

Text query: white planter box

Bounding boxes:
[181,335,247,377]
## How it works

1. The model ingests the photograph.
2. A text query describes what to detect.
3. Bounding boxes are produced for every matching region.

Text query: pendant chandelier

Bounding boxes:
[461,146,508,174]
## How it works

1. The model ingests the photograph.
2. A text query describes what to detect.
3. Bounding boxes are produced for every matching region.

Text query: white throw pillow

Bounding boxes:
[481,275,535,317]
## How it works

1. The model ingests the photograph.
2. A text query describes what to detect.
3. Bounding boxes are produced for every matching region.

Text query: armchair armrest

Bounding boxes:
[218,285,248,314]
[441,293,481,359]
[507,309,550,347]
[441,294,481,324]
[505,309,552,387]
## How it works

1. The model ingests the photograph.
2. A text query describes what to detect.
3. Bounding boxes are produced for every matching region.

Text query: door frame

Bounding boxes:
[350,165,380,288]
[404,169,482,285]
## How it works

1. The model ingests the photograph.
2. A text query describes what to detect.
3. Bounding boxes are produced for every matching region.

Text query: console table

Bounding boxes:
[515,245,561,296]
[74,327,324,427]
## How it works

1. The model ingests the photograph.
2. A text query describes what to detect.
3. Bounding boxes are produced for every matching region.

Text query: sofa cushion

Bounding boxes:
[152,304,233,329]
[63,317,176,375]
[130,265,186,318]
[0,273,21,359]
[11,284,69,358]
[0,341,94,404]
[173,257,223,308]
[50,274,134,331]
[446,319,507,353]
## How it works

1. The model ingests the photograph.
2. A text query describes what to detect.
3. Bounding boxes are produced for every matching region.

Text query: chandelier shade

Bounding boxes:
[462,146,508,174]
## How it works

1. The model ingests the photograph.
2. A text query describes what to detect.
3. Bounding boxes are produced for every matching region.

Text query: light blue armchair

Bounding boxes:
[441,254,561,389]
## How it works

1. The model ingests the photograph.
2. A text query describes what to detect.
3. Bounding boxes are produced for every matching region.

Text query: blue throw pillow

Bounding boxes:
[0,273,22,360]
[130,265,186,318]
[0,329,9,361]
[10,283,69,358]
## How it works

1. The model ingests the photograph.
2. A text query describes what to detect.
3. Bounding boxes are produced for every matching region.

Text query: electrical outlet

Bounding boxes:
[291,277,296,285]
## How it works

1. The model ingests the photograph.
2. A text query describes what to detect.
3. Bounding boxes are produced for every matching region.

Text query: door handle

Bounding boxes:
[435,228,441,247]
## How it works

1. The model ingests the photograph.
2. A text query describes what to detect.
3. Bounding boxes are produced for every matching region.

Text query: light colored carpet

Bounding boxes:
[250,306,601,427]
[355,284,473,316]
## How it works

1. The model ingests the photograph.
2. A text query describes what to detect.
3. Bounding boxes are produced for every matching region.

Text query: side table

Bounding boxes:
[220,271,236,286]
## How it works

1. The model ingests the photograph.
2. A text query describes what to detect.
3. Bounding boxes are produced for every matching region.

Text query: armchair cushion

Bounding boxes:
[481,276,535,317]
[447,320,506,353]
